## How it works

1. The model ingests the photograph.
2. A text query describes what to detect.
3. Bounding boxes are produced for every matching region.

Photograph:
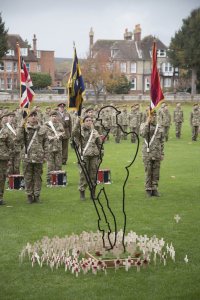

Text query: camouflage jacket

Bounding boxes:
[5,122,21,155]
[173,108,184,123]
[17,123,48,163]
[57,111,72,139]
[121,111,128,126]
[158,110,171,127]
[128,110,141,127]
[190,109,200,126]
[140,122,164,160]
[72,120,102,157]
[45,121,65,153]
[0,125,14,160]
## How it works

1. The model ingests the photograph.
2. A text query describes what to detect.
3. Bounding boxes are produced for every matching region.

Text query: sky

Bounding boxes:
[1,0,200,58]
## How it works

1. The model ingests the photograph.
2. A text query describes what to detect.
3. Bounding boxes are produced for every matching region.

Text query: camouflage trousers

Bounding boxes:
[23,162,43,197]
[143,159,161,191]
[175,122,182,138]
[0,160,8,199]
[163,126,170,141]
[47,151,62,183]
[114,126,121,143]
[192,126,199,141]
[79,156,99,192]
[7,152,21,175]
[62,138,69,164]
[121,125,128,139]
[130,126,139,143]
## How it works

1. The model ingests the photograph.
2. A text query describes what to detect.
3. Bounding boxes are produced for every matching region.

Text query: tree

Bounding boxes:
[30,72,52,89]
[106,74,131,94]
[168,8,200,94]
[0,13,8,60]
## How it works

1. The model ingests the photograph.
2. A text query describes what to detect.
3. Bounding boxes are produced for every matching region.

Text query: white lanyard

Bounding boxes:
[145,124,159,152]
[27,130,38,153]
[48,121,59,138]
[6,122,16,136]
[82,129,94,157]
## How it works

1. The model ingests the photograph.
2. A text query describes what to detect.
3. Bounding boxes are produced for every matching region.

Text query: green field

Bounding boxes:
[0,103,200,300]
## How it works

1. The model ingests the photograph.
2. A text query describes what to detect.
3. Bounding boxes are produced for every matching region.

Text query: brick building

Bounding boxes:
[0,34,55,91]
[89,25,175,94]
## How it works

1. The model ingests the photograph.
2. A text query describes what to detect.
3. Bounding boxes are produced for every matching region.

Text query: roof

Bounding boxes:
[92,35,168,62]
[3,34,38,62]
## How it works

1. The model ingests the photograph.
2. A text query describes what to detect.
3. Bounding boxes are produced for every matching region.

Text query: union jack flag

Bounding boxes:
[20,57,35,119]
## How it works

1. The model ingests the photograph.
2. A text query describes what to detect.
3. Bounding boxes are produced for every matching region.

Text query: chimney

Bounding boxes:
[33,34,37,56]
[124,28,132,40]
[89,27,94,57]
[134,24,141,41]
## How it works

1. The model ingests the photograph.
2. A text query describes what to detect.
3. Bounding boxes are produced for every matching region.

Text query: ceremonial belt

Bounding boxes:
[48,121,59,138]
[145,124,159,153]
[6,122,16,136]
[82,129,94,157]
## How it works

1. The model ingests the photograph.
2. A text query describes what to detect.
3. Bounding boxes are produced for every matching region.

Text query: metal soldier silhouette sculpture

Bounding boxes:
[72,105,139,251]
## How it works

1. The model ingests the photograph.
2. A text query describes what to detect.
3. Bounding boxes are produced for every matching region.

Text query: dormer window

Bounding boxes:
[6,49,15,56]
[20,48,28,56]
[111,49,118,58]
[157,49,166,57]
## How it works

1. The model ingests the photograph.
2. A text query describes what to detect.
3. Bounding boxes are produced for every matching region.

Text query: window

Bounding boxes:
[120,62,126,73]
[162,62,173,72]
[37,51,41,58]
[7,78,12,90]
[13,62,18,72]
[0,62,4,71]
[145,78,150,91]
[0,79,4,90]
[6,62,12,72]
[6,49,15,56]
[130,78,136,90]
[130,62,136,73]
[157,49,166,57]
[164,78,172,88]
[111,49,118,57]
[37,64,41,72]
[26,63,30,72]
[14,79,18,89]
[20,48,28,56]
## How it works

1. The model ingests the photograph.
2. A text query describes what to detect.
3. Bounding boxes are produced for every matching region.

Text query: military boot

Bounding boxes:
[152,190,160,197]
[27,195,33,204]
[34,195,40,203]
[146,190,152,197]
[0,199,5,205]
[80,190,85,200]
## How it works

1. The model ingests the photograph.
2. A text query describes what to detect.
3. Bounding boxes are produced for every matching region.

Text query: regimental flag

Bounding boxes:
[20,57,35,119]
[150,41,164,113]
[68,47,85,116]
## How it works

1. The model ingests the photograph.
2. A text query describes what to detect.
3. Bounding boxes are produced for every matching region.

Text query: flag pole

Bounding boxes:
[16,42,21,108]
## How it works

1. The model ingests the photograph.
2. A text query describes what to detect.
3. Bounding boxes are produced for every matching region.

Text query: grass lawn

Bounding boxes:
[0,103,200,300]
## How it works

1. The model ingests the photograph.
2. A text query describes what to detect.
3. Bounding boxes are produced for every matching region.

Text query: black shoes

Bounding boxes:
[0,199,5,205]
[152,190,160,197]
[80,191,85,200]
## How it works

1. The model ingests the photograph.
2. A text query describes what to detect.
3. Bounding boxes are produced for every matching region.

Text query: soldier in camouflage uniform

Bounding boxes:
[45,111,65,185]
[173,103,184,138]
[57,103,72,165]
[6,112,22,175]
[158,103,171,142]
[72,115,102,200]
[43,106,52,123]
[121,107,128,140]
[190,103,200,141]
[128,104,141,143]
[140,111,165,197]
[17,110,48,203]
[111,108,123,143]
[0,113,14,205]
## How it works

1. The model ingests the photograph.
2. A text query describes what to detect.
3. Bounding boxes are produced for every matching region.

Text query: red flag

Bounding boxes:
[150,41,164,112]
[20,57,35,119]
